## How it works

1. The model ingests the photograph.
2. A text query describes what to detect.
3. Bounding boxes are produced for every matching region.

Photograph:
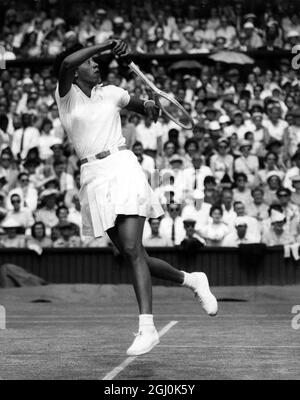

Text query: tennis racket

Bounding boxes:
[127,61,194,130]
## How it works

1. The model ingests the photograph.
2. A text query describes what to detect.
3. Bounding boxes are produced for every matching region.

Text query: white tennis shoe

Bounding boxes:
[126,328,160,356]
[191,272,218,316]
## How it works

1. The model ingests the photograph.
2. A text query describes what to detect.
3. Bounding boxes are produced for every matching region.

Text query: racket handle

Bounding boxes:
[118,53,133,65]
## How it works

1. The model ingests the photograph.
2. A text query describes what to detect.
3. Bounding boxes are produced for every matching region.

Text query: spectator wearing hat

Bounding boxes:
[243,21,263,49]
[11,113,40,162]
[198,205,229,247]
[44,138,64,166]
[276,187,299,236]
[257,152,284,187]
[163,153,186,191]
[284,151,300,191]
[232,172,252,208]
[143,217,173,247]
[234,140,259,187]
[179,218,205,252]
[159,203,185,246]
[290,175,300,209]
[222,217,258,247]
[1,217,26,248]
[247,187,269,222]
[210,138,234,185]
[262,210,294,246]
[284,30,300,50]
[264,171,282,205]
[233,201,261,242]
[181,189,211,229]
[35,189,59,232]
[283,108,300,158]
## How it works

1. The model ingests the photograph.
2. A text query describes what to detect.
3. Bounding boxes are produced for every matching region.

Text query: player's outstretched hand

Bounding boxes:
[144,99,160,123]
[111,39,129,58]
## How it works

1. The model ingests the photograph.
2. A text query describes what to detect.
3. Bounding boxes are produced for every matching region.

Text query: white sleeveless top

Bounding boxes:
[55,84,130,159]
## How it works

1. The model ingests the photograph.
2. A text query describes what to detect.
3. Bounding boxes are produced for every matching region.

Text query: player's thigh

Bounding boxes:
[116,215,145,255]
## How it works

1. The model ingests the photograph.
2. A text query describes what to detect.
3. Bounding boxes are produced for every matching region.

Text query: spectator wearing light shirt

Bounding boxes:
[263,104,288,142]
[181,189,211,231]
[159,203,186,246]
[220,188,236,229]
[234,140,259,187]
[233,201,261,242]
[2,193,34,230]
[224,110,249,141]
[216,15,237,48]
[143,217,173,247]
[135,115,163,158]
[222,217,258,247]
[284,151,300,191]
[132,141,155,177]
[11,113,40,162]
[53,157,74,193]
[183,152,213,195]
[262,210,295,246]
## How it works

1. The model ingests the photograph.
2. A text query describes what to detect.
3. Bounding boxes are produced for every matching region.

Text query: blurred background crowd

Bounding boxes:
[1,0,300,252]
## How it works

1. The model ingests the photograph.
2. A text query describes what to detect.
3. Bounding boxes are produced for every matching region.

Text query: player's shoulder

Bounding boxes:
[55,83,77,101]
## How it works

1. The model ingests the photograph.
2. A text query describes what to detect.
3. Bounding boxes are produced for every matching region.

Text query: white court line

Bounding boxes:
[102,320,178,381]
[159,345,300,349]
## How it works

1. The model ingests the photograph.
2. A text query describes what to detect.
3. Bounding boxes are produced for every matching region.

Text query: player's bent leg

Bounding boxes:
[115,215,159,356]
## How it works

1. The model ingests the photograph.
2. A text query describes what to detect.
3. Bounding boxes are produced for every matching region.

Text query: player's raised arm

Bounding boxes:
[54,40,122,98]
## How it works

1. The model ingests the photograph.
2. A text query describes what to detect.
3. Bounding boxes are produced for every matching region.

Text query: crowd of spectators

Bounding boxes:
[1,1,300,252]
[1,0,300,59]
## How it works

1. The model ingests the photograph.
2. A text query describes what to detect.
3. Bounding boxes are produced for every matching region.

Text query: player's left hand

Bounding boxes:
[144,99,160,123]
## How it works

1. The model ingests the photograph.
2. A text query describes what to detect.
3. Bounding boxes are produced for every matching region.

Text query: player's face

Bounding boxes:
[77,57,101,85]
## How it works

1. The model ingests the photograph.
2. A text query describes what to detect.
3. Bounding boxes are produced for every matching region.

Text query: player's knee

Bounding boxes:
[122,242,140,261]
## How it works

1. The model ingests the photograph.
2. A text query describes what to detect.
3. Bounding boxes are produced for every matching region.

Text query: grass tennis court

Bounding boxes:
[0,284,299,380]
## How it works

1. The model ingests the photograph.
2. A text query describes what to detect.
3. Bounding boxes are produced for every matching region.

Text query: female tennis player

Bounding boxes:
[54,39,217,356]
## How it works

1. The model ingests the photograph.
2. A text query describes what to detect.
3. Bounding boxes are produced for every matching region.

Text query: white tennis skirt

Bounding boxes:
[79,149,164,238]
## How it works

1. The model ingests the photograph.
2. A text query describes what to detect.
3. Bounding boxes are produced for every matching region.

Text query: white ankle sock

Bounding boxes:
[139,314,155,332]
[181,271,195,289]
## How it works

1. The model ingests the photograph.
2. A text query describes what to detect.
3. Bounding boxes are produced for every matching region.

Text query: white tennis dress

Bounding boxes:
[55,83,164,237]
